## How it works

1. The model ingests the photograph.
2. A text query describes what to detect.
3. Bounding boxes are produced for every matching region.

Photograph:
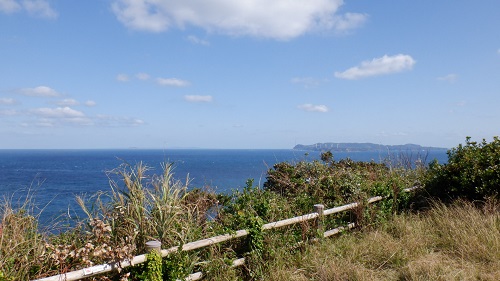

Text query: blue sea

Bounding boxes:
[0,149,448,225]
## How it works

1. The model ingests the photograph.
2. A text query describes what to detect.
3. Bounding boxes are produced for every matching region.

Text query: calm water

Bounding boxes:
[0,149,448,224]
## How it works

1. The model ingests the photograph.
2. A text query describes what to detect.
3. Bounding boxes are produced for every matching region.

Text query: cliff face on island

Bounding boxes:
[293,142,448,152]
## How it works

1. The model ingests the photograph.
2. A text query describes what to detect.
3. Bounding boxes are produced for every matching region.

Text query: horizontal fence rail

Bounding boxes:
[33,186,418,281]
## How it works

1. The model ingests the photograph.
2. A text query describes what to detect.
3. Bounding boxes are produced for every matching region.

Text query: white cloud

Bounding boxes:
[0,0,57,18]
[48,98,96,108]
[7,101,143,128]
[84,100,97,107]
[111,0,365,39]
[297,103,328,112]
[321,12,368,33]
[335,54,416,80]
[31,106,85,118]
[19,86,60,97]
[157,77,190,87]
[0,0,21,13]
[132,119,145,125]
[56,98,79,106]
[187,35,210,46]
[184,95,213,103]
[0,97,18,105]
[437,74,457,83]
[116,74,130,82]
[29,106,92,126]
[135,72,150,80]
[23,0,57,19]
[111,0,170,32]
[96,115,145,126]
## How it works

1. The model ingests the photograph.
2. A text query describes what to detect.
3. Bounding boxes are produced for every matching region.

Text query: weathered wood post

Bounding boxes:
[314,204,325,238]
[145,240,162,253]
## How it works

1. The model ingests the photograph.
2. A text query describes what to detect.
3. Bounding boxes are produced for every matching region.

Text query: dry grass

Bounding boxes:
[2,161,498,280]
[0,193,47,280]
[269,199,500,281]
[0,162,221,280]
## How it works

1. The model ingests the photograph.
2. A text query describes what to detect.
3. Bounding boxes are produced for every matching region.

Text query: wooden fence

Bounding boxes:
[34,187,418,281]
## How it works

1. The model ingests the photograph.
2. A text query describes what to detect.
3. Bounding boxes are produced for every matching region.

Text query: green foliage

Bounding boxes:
[264,156,416,214]
[218,180,292,229]
[262,153,425,233]
[202,255,240,281]
[162,249,196,281]
[246,215,264,254]
[142,250,162,281]
[425,136,500,200]
[320,151,334,163]
[0,271,13,281]
[243,215,266,280]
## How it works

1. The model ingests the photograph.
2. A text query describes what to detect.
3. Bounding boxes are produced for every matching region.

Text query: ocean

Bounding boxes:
[0,149,448,225]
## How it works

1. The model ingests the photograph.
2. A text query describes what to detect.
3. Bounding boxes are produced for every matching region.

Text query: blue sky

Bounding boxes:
[1,0,499,149]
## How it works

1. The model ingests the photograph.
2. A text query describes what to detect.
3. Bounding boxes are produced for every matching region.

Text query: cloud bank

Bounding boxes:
[111,0,367,39]
[4,84,141,128]
[335,54,416,80]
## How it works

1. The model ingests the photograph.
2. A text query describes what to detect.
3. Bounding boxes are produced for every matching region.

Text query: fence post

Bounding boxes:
[314,204,324,238]
[145,240,162,253]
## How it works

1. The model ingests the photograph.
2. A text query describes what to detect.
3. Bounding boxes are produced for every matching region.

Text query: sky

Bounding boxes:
[1,0,499,149]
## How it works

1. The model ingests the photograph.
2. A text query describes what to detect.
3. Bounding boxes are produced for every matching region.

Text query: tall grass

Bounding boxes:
[0,162,221,280]
[2,154,496,280]
[0,190,47,280]
[270,199,500,281]
[72,162,220,277]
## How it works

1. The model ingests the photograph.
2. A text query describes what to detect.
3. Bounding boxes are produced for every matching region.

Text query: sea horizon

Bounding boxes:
[0,148,448,225]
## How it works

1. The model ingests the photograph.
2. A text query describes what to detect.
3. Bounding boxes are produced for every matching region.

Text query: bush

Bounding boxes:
[263,154,418,213]
[425,136,500,201]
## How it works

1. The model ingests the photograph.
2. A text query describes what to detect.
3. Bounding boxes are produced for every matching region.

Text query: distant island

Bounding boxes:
[293,143,449,152]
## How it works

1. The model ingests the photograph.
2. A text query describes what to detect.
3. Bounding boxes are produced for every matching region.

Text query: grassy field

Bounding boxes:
[269,199,500,281]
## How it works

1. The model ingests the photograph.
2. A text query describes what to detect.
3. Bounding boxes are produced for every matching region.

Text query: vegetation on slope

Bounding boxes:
[0,137,499,280]
[270,199,500,281]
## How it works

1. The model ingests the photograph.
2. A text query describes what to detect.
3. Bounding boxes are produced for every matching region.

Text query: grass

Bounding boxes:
[0,190,48,280]
[1,159,498,280]
[269,199,500,281]
[0,162,222,280]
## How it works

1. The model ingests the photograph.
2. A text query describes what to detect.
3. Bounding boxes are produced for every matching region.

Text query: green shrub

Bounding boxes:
[143,250,162,281]
[425,136,500,200]
[263,153,416,213]
[217,180,293,229]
